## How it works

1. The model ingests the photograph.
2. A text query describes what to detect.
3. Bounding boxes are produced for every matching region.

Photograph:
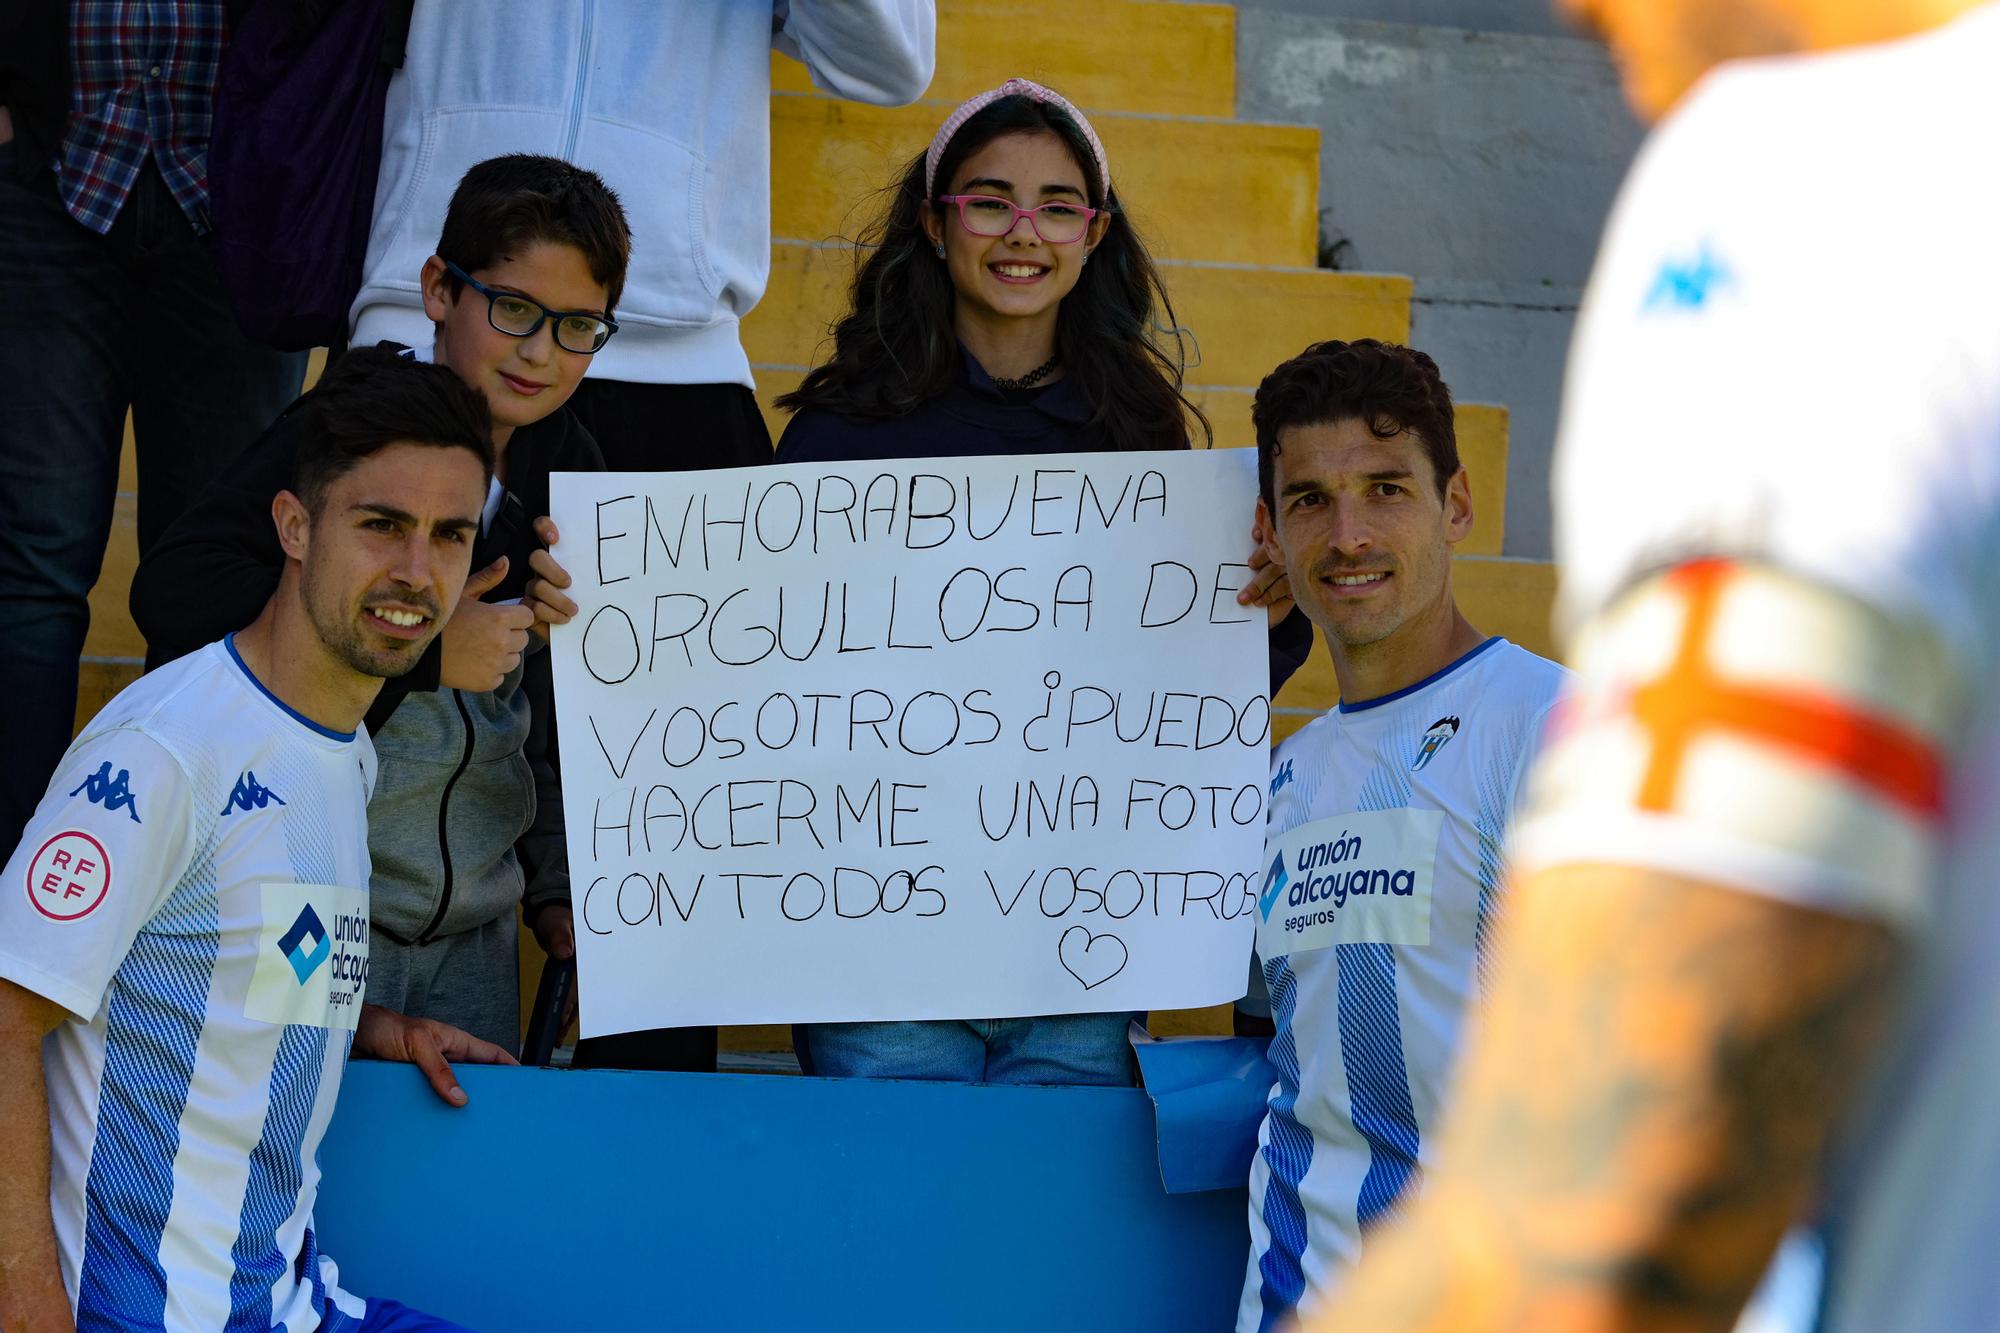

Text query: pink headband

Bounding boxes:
[924,77,1112,201]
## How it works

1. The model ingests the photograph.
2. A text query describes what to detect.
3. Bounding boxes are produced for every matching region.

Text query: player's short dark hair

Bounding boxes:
[436,153,632,315]
[1253,339,1459,511]
[291,347,495,514]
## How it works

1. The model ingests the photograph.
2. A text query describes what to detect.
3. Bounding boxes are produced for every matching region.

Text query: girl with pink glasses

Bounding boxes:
[777,78,1309,1087]
[775,77,1203,459]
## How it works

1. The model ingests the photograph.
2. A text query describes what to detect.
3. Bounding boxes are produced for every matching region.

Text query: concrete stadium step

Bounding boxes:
[746,243,1412,392]
[773,94,1320,268]
[1272,554,1560,740]
[772,0,1236,118]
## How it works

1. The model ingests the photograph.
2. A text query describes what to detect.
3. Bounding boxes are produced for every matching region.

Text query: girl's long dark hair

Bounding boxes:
[776,95,1210,452]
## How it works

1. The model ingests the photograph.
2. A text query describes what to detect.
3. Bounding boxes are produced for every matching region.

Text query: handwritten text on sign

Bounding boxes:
[550,451,1269,1035]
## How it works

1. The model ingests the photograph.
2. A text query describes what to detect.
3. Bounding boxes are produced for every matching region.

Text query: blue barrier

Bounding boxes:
[316,1062,1251,1332]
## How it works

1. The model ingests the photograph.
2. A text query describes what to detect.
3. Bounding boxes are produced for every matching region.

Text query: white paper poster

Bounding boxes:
[549,450,1271,1035]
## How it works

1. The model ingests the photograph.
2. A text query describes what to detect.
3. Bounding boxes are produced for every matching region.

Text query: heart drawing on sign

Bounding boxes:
[1058,926,1129,990]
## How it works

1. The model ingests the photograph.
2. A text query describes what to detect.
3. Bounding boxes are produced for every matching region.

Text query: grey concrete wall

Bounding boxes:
[1408,279,1582,555]
[1235,10,1644,556]
[1231,0,1583,42]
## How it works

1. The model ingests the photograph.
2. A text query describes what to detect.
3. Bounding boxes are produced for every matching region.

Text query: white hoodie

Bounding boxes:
[349,0,934,388]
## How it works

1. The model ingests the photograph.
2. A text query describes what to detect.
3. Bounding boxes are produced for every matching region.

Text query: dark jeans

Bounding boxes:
[563,376,769,1072]
[0,148,307,849]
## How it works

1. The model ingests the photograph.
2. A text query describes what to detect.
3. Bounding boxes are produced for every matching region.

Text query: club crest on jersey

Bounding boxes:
[221,770,286,816]
[277,904,332,984]
[1258,849,1288,922]
[1412,716,1460,771]
[69,760,140,824]
[1270,759,1295,797]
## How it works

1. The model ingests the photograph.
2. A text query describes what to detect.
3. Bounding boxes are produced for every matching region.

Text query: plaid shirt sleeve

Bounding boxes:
[58,0,227,235]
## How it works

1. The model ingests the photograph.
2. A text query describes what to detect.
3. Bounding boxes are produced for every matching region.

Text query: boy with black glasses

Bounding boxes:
[130,153,625,1060]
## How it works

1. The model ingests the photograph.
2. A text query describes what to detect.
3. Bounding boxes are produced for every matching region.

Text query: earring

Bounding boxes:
[934,242,947,258]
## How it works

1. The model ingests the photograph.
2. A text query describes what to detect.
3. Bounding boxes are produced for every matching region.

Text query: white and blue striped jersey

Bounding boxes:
[1239,637,1564,1332]
[0,638,377,1333]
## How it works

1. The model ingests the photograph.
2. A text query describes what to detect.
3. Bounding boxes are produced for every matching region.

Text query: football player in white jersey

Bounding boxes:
[0,351,517,1333]
[1238,339,1567,1331]
[1311,2,2000,1331]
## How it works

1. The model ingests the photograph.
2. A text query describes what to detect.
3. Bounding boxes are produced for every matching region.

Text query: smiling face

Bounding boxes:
[1267,417,1474,662]
[286,442,488,681]
[422,239,610,439]
[922,130,1111,345]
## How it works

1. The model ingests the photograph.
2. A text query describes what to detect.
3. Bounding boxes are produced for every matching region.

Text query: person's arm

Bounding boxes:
[517,413,596,640]
[511,424,598,1029]
[129,420,298,668]
[774,0,935,107]
[1311,561,1957,1331]
[1237,498,1310,696]
[0,732,198,1331]
[1264,607,1311,699]
[1233,950,1275,1039]
[0,981,74,1333]
[517,639,569,922]
[516,642,576,1032]
[1314,865,1896,1331]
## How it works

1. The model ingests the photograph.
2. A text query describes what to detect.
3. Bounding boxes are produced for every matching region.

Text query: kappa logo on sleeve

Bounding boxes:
[1642,238,1736,314]
[221,770,286,816]
[25,831,112,922]
[69,761,141,824]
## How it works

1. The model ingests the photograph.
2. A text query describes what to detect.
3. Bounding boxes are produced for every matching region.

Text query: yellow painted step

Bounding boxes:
[1272,556,1560,740]
[87,494,144,661]
[746,243,1412,393]
[773,0,1235,118]
[1150,1003,1235,1037]
[76,657,143,736]
[773,95,1319,268]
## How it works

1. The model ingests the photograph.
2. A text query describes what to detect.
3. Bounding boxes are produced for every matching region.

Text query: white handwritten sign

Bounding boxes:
[549,450,1270,1035]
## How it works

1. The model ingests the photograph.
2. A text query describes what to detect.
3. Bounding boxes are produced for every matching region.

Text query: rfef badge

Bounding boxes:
[1256,808,1443,958]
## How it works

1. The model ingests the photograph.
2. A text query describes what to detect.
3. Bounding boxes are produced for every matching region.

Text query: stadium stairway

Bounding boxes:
[78,0,1559,1052]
